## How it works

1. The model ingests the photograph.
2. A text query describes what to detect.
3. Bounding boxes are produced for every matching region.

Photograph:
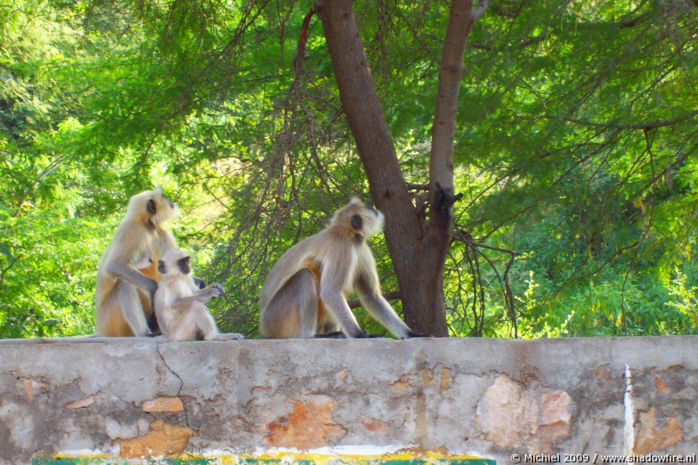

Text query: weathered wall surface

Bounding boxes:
[0,336,696,464]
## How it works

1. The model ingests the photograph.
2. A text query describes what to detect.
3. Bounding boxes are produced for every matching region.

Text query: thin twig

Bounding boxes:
[543,109,698,131]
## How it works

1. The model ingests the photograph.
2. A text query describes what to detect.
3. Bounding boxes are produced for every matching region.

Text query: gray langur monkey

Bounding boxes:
[154,248,223,341]
[95,187,178,337]
[259,197,427,339]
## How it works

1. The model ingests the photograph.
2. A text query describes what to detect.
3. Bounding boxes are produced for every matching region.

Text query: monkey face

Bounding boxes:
[158,249,192,276]
[362,204,385,237]
[331,197,385,239]
[128,187,179,225]
[150,186,179,224]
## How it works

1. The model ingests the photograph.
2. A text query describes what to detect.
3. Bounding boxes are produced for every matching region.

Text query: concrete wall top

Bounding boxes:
[0,336,696,464]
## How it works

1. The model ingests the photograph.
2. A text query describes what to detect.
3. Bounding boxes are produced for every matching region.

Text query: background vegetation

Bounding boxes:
[1,0,696,338]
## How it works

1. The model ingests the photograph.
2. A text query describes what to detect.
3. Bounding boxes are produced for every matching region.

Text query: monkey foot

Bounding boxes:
[211,333,245,341]
[314,331,346,339]
[406,331,432,338]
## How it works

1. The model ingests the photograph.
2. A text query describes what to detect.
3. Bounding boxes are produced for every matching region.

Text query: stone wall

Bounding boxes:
[0,336,696,464]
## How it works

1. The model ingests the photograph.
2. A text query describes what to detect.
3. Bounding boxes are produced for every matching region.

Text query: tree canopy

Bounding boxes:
[1,0,696,338]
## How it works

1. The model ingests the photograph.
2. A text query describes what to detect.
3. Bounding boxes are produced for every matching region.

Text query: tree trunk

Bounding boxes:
[316,0,487,337]
[421,0,485,334]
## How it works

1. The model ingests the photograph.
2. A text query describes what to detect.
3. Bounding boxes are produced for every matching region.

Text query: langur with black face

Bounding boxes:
[259,197,426,339]
[95,187,178,337]
[154,248,223,341]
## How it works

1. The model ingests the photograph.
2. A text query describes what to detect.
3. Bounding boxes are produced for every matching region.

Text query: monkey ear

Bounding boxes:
[147,199,157,214]
[351,214,363,230]
[154,185,164,194]
[177,256,191,274]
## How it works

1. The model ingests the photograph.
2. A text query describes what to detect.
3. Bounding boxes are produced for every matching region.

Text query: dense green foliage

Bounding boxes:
[1,0,696,338]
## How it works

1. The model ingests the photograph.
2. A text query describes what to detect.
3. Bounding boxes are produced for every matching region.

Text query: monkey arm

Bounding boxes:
[319,265,364,338]
[319,288,363,338]
[171,297,204,310]
[107,261,158,294]
[354,259,412,339]
[171,283,223,309]
[171,296,208,309]
[115,281,153,336]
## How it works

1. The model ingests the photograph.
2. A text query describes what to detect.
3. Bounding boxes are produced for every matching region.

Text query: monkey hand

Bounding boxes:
[406,330,432,338]
[356,330,384,338]
[211,283,225,297]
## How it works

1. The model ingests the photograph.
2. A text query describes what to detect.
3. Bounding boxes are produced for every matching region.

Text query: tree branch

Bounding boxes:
[406,182,429,191]
[453,229,521,257]
[544,109,698,131]
[471,35,544,51]
[13,154,69,218]
[0,254,19,289]
[429,0,478,199]
[472,0,490,22]
[293,9,315,82]
[429,0,487,223]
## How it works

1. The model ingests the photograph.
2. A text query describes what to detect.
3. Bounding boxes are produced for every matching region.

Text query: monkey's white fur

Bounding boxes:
[154,248,222,341]
[259,197,419,339]
[95,187,178,337]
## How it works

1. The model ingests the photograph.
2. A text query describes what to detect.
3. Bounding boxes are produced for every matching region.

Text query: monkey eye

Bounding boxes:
[147,199,157,214]
[351,214,363,230]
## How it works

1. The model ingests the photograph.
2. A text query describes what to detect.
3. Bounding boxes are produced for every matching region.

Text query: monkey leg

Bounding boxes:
[96,286,134,337]
[166,307,199,341]
[165,303,218,341]
[146,310,160,336]
[139,260,160,335]
[193,303,219,340]
[115,280,151,336]
[260,269,319,338]
[316,301,339,334]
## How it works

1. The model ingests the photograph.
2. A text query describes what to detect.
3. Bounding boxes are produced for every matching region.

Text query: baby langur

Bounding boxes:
[259,197,426,339]
[96,187,178,337]
[154,249,223,341]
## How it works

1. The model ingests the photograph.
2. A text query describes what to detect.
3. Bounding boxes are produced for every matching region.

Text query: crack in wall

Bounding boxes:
[155,345,191,429]
[623,363,634,457]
